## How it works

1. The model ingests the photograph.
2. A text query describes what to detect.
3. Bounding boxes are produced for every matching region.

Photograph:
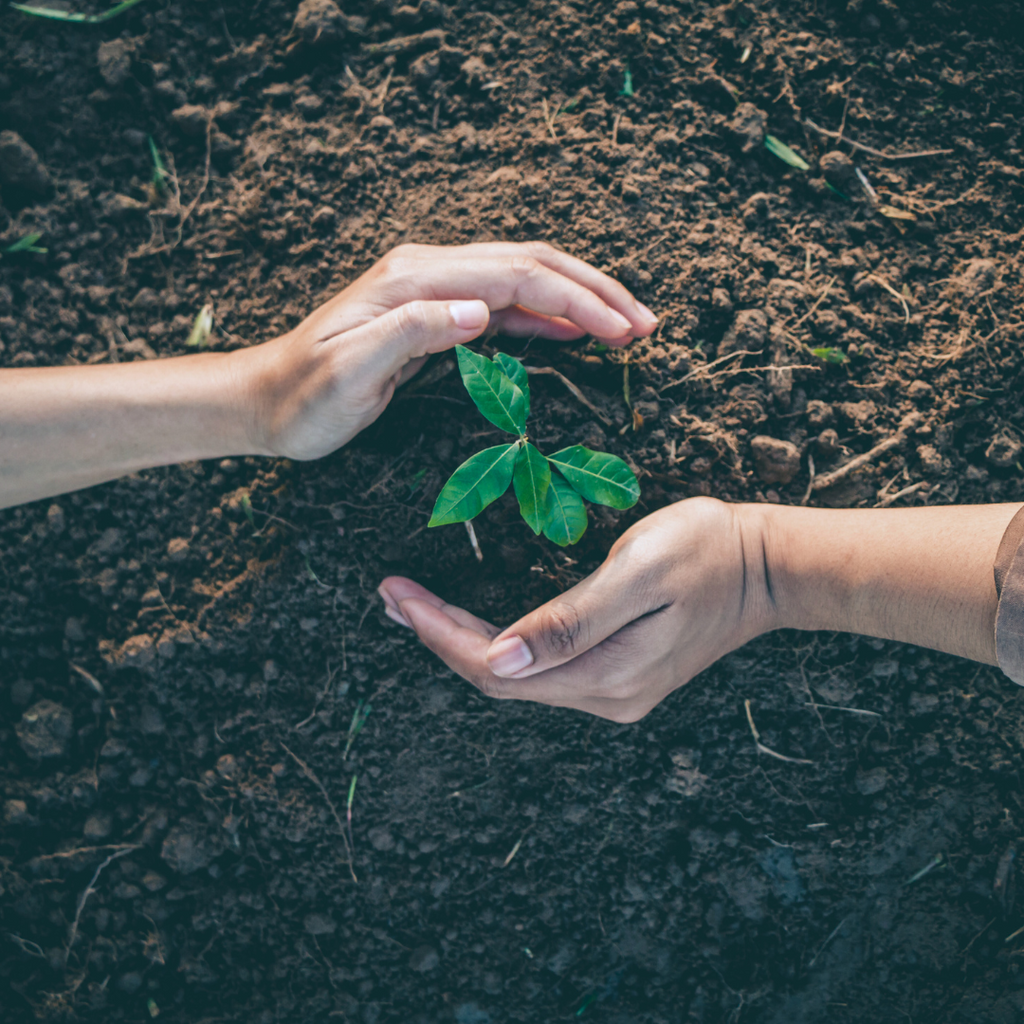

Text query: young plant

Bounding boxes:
[429,346,640,546]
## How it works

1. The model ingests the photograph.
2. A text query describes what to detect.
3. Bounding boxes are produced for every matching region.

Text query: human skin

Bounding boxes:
[379,498,1021,722]
[0,241,658,508]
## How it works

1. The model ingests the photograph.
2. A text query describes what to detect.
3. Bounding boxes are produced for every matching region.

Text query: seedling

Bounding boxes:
[12,0,147,22]
[429,347,640,546]
[619,62,635,98]
[810,346,847,365]
[1,231,47,255]
[148,135,170,194]
[186,303,213,348]
[764,134,810,170]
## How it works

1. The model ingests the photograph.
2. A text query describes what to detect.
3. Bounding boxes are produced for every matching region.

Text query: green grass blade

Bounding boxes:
[12,0,148,23]
[3,232,47,254]
[542,471,588,546]
[547,446,640,509]
[513,442,551,535]
[764,134,810,171]
[455,346,527,435]
[429,443,518,527]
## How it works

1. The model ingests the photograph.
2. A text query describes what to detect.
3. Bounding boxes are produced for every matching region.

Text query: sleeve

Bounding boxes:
[994,504,1024,685]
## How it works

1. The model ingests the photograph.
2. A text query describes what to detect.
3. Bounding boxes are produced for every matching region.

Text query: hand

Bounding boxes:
[378,498,777,722]
[239,241,659,461]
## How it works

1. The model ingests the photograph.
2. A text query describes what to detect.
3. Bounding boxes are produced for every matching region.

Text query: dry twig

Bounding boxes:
[744,699,813,765]
[803,119,954,160]
[66,845,141,964]
[875,480,929,507]
[525,365,612,425]
[869,275,910,324]
[812,434,903,492]
[281,743,357,882]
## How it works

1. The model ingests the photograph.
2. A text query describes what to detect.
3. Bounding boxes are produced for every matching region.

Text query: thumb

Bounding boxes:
[353,298,490,379]
[485,565,646,679]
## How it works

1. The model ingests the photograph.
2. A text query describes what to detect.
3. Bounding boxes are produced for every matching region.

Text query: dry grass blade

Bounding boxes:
[281,743,357,882]
[875,480,929,507]
[745,699,813,765]
[524,365,612,425]
[803,118,954,160]
[868,275,910,324]
[66,845,141,964]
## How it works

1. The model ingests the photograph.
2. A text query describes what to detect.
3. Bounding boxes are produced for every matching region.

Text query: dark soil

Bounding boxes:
[3,1,1024,1021]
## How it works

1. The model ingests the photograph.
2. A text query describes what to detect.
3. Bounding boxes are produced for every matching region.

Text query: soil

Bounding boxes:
[2,0,1024,1021]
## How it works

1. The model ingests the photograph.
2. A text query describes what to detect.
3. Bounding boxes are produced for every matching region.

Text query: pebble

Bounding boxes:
[17,700,73,759]
[750,436,801,485]
[161,828,212,875]
[83,811,113,840]
[719,308,768,356]
[986,434,1022,469]
[0,130,53,196]
[293,0,348,44]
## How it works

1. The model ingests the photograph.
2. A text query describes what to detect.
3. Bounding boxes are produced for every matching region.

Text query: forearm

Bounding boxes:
[0,353,259,508]
[754,502,1022,665]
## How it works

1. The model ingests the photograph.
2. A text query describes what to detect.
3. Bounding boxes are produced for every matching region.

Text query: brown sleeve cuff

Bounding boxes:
[994,504,1024,685]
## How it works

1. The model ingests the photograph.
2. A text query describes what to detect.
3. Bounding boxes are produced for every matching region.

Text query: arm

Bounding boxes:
[0,242,657,509]
[380,498,1021,722]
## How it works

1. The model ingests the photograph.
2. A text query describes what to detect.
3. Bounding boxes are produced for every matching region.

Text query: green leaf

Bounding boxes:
[542,471,588,547]
[429,443,518,527]
[811,346,847,365]
[619,62,634,98]
[764,134,810,171]
[186,304,213,348]
[12,0,148,23]
[547,446,640,510]
[493,352,530,421]
[3,231,47,254]
[455,345,528,435]
[513,442,551,535]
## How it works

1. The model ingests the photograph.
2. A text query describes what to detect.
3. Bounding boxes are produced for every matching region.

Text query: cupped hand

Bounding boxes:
[378,498,778,722]
[238,241,658,461]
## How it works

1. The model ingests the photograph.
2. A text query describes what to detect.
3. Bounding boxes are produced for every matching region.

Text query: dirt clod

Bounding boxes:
[750,436,802,485]
[16,700,73,759]
[0,130,52,198]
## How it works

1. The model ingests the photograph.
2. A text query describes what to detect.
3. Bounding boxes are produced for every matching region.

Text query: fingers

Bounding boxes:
[483,559,661,679]
[380,245,655,341]
[487,306,587,343]
[378,577,501,638]
[342,299,491,380]
[393,590,667,721]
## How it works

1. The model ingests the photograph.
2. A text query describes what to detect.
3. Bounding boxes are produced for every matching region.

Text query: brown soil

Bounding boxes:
[2,1,1024,1021]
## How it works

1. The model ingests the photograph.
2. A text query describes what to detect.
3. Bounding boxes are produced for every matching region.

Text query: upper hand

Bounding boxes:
[236,241,658,460]
[378,498,778,722]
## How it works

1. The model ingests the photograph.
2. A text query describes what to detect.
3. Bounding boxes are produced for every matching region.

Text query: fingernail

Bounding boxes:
[636,302,658,325]
[487,635,534,677]
[450,300,489,330]
[378,586,399,613]
[384,605,412,629]
[609,309,633,333]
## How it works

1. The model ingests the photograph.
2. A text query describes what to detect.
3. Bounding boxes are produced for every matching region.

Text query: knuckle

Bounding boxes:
[507,254,541,279]
[522,240,555,259]
[474,673,505,700]
[540,602,586,656]
[392,300,430,333]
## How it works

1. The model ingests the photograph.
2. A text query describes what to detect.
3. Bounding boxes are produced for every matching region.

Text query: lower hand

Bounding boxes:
[378,498,776,722]
[239,241,658,461]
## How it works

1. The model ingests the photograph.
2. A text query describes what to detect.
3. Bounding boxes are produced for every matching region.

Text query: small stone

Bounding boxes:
[816,429,839,458]
[0,130,53,196]
[409,945,440,972]
[819,151,857,190]
[750,436,801,485]
[216,754,238,780]
[368,827,395,852]
[4,799,30,825]
[293,0,347,44]
[17,700,73,759]
[100,738,128,759]
[83,811,113,840]
[46,504,66,535]
[727,102,767,153]
[97,38,135,87]
[113,635,156,671]
[806,400,833,428]
[917,444,945,475]
[117,972,143,994]
[142,871,167,892]
[855,768,888,796]
[907,379,933,403]
[113,882,141,900]
[719,308,768,356]
[161,828,211,875]
[311,205,336,229]
[167,536,190,560]
[711,288,733,314]
[295,92,324,117]
[986,434,1022,470]
[304,913,337,935]
[170,104,209,137]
